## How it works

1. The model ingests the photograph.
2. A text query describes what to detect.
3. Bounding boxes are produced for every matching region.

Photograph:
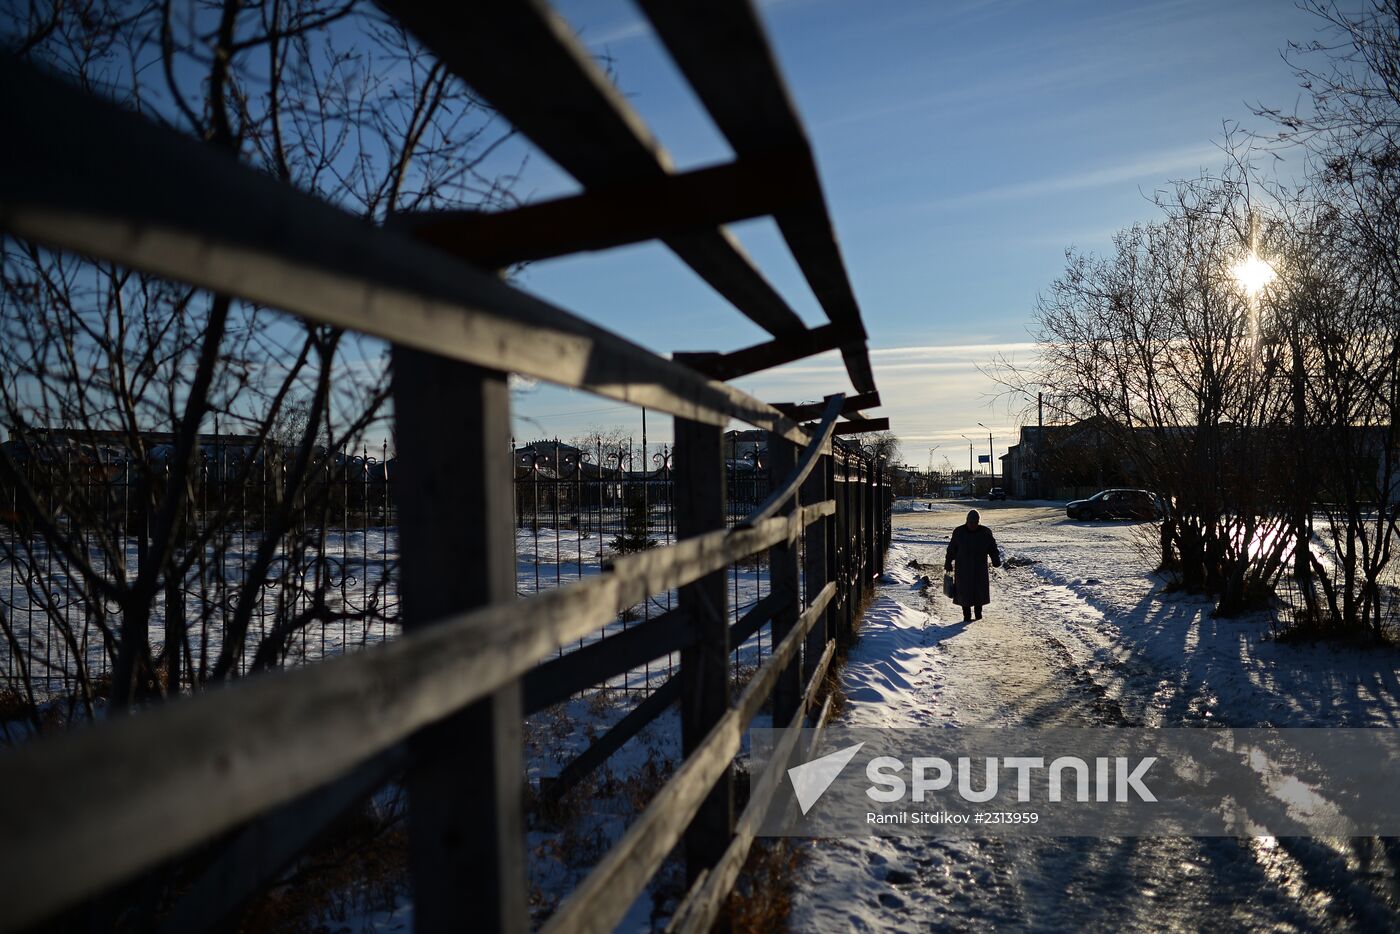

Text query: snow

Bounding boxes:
[515,525,781,691]
[836,596,941,721]
[15,497,1400,928]
[0,527,401,699]
[789,498,1400,931]
[0,518,774,701]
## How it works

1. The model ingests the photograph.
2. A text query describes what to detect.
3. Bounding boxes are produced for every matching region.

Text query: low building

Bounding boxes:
[1000,418,1134,500]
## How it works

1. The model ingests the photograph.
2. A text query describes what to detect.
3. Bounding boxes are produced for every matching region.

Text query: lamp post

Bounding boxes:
[977,422,994,484]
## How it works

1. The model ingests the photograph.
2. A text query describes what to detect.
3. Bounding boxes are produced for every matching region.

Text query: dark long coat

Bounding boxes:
[945,524,1001,607]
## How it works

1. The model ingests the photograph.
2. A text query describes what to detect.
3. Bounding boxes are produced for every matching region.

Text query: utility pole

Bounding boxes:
[1037,392,1044,499]
[978,422,994,485]
[960,434,974,495]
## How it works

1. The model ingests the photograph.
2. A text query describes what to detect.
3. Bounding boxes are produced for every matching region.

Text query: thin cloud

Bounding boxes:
[816,56,1129,133]
[575,19,649,48]
[924,143,1223,211]
[870,341,1039,357]
[573,0,833,52]
[719,339,1042,461]
[762,341,1039,375]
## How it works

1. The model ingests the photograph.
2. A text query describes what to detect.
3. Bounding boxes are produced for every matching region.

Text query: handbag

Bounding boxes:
[942,571,956,600]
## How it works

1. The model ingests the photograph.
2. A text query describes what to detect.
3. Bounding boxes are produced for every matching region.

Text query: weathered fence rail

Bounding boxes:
[0,1,892,930]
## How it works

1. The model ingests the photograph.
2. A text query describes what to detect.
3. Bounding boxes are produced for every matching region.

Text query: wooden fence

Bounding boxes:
[0,1,892,930]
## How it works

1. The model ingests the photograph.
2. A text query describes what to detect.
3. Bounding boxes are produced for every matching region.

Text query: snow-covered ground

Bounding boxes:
[0,527,401,699]
[303,523,782,931]
[0,517,774,702]
[514,525,779,692]
[790,499,1400,932]
[23,499,1400,929]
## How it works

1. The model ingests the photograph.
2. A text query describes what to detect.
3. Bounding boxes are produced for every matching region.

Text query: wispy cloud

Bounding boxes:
[721,340,1044,456]
[815,56,1129,133]
[871,342,1038,358]
[581,18,650,48]
[510,340,1043,453]
[763,342,1039,375]
[922,143,1223,211]
[575,0,827,50]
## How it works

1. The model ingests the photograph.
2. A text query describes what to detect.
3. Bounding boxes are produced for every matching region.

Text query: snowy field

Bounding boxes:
[515,524,781,692]
[0,517,776,704]
[0,527,400,700]
[790,499,1400,932]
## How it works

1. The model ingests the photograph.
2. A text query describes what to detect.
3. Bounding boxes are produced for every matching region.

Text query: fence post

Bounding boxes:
[164,573,182,697]
[801,450,830,684]
[851,456,862,596]
[768,434,800,726]
[835,449,852,642]
[673,415,732,884]
[864,457,876,590]
[393,349,526,934]
[880,459,890,571]
[848,452,859,632]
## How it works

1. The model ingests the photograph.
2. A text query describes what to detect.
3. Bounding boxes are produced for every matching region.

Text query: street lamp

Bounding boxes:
[977,422,994,484]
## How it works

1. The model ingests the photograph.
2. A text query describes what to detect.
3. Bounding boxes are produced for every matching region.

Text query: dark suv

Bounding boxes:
[1066,489,1161,521]
[987,487,1007,501]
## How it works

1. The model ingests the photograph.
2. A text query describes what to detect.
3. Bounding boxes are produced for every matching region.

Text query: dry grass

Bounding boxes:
[723,839,804,933]
[525,691,681,922]
[232,792,408,932]
[1271,612,1396,647]
[0,685,33,722]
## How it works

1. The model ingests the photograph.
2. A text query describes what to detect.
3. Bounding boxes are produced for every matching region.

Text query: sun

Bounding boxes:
[1231,251,1277,297]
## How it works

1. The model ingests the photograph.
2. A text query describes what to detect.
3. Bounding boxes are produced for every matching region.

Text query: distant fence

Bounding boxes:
[0,443,803,703]
[0,3,891,932]
[0,447,399,704]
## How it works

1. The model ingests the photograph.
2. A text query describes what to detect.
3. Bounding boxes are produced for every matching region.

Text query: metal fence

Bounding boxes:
[0,436,793,706]
[0,445,398,708]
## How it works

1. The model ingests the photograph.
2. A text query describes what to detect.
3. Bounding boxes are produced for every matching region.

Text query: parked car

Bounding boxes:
[987,487,1007,501]
[1066,488,1161,521]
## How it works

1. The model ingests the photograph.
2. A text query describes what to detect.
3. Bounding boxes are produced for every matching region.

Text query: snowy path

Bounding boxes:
[789,501,1400,932]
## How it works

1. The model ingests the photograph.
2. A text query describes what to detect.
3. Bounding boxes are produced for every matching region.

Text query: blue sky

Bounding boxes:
[488,0,1326,470]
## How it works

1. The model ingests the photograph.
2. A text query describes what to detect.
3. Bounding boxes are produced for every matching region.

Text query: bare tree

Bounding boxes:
[1251,1,1400,635]
[0,1,520,715]
[1000,168,1298,613]
[1259,195,1400,635]
[999,0,1400,631]
[860,431,901,464]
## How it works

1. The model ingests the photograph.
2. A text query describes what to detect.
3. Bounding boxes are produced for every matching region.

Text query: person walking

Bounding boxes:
[945,508,1001,621]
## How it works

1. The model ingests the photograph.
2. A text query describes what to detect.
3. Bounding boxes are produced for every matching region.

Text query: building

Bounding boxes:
[1001,417,1400,504]
[999,418,1135,500]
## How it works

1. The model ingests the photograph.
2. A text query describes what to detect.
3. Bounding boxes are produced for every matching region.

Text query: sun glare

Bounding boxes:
[1232,251,1277,297]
